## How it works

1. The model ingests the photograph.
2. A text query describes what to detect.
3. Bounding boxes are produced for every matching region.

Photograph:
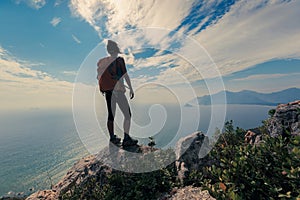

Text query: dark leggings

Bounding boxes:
[105,90,131,136]
[105,90,131,122]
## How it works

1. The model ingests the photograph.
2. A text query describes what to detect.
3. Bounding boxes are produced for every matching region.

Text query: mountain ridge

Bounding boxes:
[187,87,300,106]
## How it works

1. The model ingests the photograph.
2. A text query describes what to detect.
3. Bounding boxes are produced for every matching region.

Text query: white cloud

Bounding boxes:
[69,0,300,87]
[50,17,61,27]
[14,0,46,9]
[72,34,81,44]
[0,46,6,56]
[54,0,63,7]
[232,73,300,82]
[68,0,221,86]
[195,0,300,76]
[69,0,194,38]
[0,46,73,110]
[69,0,107,35]
[62,70,77,76]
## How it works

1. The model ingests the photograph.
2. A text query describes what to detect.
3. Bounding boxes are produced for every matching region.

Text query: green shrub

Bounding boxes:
[59,149,177,200]
[102,168,175,200]
[59,175,106,200]
[148,136,156,148]
[60,167,176,200]
[60,119,300,200]
[268,109,276,117]
[187,125,300,200]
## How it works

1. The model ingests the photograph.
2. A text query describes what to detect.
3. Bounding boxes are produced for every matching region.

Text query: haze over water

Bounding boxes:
[0,104,273,197]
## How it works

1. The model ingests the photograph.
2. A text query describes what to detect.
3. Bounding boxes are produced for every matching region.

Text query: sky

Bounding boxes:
[0,0,300,110]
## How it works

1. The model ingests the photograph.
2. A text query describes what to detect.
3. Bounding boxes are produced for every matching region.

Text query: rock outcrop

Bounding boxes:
[26,190,57,200]
[26,154,109,200]
[244,128,263,145]
[267,100,300,137]
[163,186,216,200]
[175,132,215,184]
[26,132,215,200]
[26,145,157,200]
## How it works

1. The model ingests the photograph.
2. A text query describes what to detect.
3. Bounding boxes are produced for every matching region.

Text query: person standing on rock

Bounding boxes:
[97,40,138,146]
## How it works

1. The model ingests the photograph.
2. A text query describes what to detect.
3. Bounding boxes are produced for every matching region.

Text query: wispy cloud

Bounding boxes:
[0,46,6,56]
[50,17,62,27]
[194,0,300,76]
[54,0,63,7]
[232,73,300,82]
[62,70,77,76]
[14,0,46,9]
[69,0,194,38]
[72,34,81,44]
[0,45,73,109]
[69,0,300,86]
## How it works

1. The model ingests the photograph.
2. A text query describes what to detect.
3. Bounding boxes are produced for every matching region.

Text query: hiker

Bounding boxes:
[97,40,138,146]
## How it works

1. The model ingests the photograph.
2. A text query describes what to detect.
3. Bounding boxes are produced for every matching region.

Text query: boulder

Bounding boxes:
[26,190,57,200]
[26,132,216,199]
[175,132,214,184]
[244,128,263,145]
[26,144,164,199]
[267,100,300,137]
[26,153,111,200]
[161,186,215,200]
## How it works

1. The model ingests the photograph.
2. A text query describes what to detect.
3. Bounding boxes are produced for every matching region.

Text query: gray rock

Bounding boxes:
[161,186,216,200]
[175,132,214,184]
[26,144,166,200]
[26,132,216,199]
[267,100,300,137]
[244,129,263,145]
[26,190,57,200]
[26,153,112,200]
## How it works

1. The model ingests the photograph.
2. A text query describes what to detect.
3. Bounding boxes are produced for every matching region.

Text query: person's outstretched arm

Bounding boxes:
[97,59,104,80]
[124,74,134,99]
[120,57,134,99]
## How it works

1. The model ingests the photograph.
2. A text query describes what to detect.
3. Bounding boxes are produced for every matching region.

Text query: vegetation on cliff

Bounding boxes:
[59,118,300,199]
[186,121,300,199]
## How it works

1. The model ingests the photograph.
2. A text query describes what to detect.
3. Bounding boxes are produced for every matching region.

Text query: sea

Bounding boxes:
[0,104,274,197]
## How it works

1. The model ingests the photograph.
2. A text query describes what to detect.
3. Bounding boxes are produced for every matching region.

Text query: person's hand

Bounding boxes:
[130,89,134,99]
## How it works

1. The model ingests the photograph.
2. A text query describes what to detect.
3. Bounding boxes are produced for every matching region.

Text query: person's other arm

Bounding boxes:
[97,59,106,80]
[120,58,134,99]
[124,73,134,99]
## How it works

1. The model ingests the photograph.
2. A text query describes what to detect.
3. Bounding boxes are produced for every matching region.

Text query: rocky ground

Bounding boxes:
[25,132,215,200]
[267,100,300,137]
[164,186,216,200]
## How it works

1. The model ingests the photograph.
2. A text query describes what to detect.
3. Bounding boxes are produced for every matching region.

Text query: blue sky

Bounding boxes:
[0,0,299,110]
[0,0,99,80]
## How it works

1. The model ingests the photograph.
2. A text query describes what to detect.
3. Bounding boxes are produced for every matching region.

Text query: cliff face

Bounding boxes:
[26,132,214,200]
[267,100,300,137]
[26,146,154,200]
[175,132,215,184]
[26,154,106,200]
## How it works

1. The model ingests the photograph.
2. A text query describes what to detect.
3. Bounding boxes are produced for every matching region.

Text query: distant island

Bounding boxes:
[186,87,300,106]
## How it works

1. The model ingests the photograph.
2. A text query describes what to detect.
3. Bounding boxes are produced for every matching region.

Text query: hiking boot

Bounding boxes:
[110,135,121,145]
[122,135,138,147]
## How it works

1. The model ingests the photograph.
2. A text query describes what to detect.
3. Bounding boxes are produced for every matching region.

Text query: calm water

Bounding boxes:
[0,110,89,197]
[0,104,274,197]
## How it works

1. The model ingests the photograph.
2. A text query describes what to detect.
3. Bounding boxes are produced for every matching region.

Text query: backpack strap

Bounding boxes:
[108,57,123,80]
